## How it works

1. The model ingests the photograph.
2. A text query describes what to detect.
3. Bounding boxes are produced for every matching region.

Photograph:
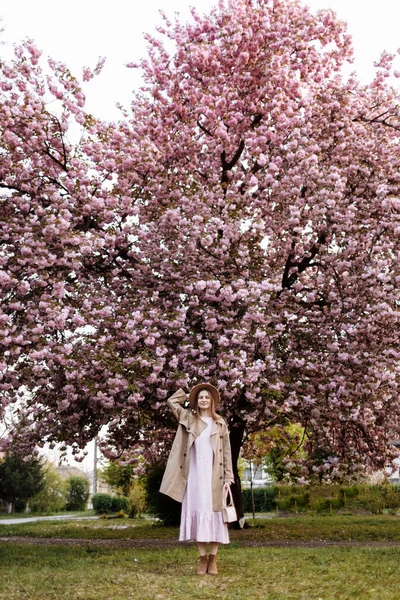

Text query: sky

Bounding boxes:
[1,0,399,469]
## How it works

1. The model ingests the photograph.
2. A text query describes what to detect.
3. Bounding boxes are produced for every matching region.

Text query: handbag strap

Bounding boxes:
[223,485,234,509]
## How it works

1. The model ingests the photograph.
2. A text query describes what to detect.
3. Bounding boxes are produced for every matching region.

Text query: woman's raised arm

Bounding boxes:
[167,388,189,422]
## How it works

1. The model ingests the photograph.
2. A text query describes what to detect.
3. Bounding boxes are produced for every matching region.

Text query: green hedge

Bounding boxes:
[92,493,130,515]
[242,484,400,515]
[142,467,400,522]
[111,496,130,513]
[92,493,113,514]
[242,487,276,512]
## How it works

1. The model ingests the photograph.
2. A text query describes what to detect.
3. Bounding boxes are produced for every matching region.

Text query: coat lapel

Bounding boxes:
[180,413,207,440]
[179,413,222,453]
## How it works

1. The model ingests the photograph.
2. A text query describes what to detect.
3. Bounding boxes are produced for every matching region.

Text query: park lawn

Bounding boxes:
[0,542,399,600]
[1,514,400,541]
[244,514,400,542]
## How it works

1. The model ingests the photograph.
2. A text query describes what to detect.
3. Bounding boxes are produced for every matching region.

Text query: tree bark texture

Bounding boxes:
[229,418,246,528]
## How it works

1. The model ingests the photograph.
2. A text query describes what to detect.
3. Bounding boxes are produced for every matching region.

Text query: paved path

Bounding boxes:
[0,515,99,525]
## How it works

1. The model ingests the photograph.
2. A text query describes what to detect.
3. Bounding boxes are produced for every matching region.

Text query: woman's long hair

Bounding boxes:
[194,390,220,421]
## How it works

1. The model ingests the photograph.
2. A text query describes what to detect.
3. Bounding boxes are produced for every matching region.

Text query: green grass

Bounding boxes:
[1,514,400,542]
[0,517,172,539]
[1,515,400,599]
[244,514,400,541]
[0,543,399,599]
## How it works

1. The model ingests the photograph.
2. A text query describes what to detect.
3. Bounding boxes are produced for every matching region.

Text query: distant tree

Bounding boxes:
[65,476,90,511]
[265,425,307,482]
[243,424,306,482]
[29,462,67,513]
[0,453,45,513]
[100,461,134,497]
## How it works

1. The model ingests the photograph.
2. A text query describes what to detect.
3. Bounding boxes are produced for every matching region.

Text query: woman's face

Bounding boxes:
[197,390,212,412]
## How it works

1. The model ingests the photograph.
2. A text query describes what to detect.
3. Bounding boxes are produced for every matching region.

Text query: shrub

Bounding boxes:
[351,484,400,514]
[92,493,131,515]
[313,497,343,514]
[381,483,400,513]
[308,486,342,513]
[14,498,27,513]
[340,485,361,501]
[92,493,113,514]
[129,481,147,518]
[111,496,130,513]
[65,476,90,511]
[276,492,310,513]
[357,486,384,514]
[241,483,400,516]
[242,487,276,512]
[30,466,66,513]
[144,463,181,526]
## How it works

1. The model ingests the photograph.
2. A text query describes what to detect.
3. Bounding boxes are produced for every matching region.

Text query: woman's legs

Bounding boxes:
[197,542,207,556]
[210,542,219,555]
[197,542,219,556]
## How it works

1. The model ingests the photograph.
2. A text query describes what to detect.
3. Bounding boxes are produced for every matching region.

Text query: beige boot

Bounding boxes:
[197,555,208,576]
[207,553,218,575]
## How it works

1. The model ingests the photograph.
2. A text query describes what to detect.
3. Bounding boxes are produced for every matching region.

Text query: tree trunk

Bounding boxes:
[229,418,246,528]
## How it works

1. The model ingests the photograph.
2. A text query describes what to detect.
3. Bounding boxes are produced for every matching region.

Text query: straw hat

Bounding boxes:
[188,383,220,409]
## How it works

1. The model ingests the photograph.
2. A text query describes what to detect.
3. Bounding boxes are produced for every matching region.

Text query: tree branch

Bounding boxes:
[279,231,327,296]
[197,120,213,137]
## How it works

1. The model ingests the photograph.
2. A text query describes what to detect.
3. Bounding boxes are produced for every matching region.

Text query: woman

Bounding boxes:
[160,383,234,575]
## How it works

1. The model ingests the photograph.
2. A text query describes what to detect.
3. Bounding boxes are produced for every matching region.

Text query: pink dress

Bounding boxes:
[179,417,229,544]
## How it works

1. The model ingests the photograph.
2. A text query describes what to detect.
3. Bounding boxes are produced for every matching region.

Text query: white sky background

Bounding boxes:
[1,0,399,470]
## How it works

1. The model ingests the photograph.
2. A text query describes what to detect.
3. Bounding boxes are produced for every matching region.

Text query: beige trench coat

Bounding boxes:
[159,388,234,512]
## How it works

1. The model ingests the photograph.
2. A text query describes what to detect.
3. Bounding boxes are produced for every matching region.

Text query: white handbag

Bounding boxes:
[222,485,237,523]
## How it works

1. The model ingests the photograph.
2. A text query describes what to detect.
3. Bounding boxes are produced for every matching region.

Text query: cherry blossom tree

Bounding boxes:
[0,40,109,449]
[1,0,400,500]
